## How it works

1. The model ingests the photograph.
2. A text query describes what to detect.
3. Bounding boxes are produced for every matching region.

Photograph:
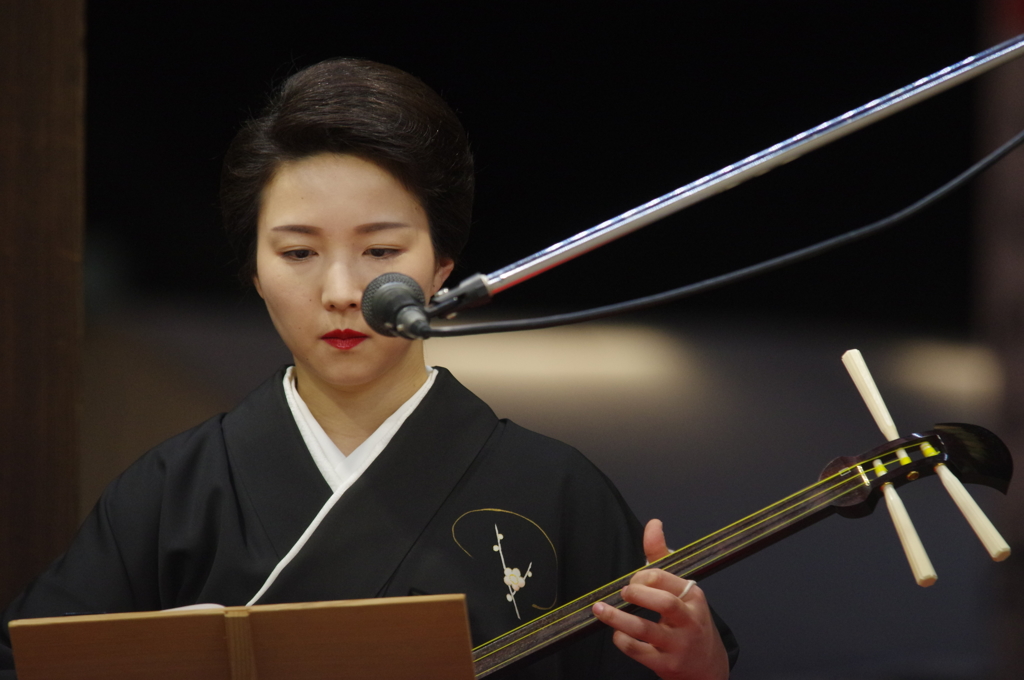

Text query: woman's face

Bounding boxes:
[254,153,453,392]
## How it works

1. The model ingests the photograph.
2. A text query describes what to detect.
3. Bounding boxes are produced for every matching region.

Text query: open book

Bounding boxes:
[9,594,474,680]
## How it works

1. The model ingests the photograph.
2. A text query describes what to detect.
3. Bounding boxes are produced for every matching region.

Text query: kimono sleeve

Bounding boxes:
[0,416,234,675]
[0,452,165,674]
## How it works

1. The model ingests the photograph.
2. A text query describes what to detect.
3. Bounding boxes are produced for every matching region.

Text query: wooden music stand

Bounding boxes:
[8,594,475,680]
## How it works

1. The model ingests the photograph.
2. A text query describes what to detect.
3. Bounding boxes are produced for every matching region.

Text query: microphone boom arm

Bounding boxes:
[427,31,1024,319]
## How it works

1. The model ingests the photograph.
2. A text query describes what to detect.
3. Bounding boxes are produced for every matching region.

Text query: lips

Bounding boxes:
[321,329,369,350]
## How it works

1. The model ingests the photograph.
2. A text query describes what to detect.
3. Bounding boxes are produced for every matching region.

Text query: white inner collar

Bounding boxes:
[282,365,438,493]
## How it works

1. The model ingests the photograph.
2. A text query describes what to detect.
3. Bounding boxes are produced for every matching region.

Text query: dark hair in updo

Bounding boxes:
[221,58,474,284]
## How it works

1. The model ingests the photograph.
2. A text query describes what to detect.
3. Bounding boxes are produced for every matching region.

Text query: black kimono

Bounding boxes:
[1,367,735,678]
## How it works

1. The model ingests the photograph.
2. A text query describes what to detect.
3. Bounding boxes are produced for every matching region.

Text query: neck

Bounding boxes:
[294,345,429,453]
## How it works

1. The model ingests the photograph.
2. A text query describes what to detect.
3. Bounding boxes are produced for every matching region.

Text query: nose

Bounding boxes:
[321,260,362,312]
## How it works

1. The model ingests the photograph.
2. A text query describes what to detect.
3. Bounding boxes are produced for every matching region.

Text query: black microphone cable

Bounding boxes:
[420,125,1024,338]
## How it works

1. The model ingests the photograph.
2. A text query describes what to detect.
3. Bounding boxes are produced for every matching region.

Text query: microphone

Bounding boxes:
[362,273,431,339]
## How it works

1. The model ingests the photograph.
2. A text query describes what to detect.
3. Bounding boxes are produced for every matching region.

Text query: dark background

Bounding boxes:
[86,1,982,332]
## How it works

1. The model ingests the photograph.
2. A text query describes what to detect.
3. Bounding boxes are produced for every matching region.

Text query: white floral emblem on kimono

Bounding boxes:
[492,524,533,619]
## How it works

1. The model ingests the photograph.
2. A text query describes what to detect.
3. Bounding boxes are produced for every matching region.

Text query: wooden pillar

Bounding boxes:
[0,0,84,608]
[977,2,1024,678]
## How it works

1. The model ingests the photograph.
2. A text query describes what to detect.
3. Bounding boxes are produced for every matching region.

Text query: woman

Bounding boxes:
[1,59,734,679]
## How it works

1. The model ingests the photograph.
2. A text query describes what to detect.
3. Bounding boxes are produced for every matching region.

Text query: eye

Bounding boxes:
[283,248,315,261]
[366,247,399,259]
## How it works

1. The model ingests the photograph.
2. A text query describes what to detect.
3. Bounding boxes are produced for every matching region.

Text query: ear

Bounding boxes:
[252,273,264,299]
[431,257,455,296]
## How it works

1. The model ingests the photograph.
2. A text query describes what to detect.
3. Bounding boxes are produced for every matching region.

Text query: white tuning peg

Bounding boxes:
[922,442,1010,561]
[842,349,936,587]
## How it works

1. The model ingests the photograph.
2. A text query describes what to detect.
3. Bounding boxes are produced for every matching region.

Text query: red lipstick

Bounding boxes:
[321,329,368,350]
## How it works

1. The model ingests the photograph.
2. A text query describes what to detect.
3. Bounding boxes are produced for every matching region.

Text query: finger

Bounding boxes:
[593,601,670,649]
[623,574,707,626]
[611,629,697,680]
[610,628,660,664]
[629,568,700,600]
[643,519,670,563]
[622,582,702,626]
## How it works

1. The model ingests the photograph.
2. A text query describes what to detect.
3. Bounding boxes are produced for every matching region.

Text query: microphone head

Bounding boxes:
[362,272,427,337]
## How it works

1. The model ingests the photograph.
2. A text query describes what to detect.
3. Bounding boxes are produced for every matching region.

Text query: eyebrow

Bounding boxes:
[270,225,320,235]
[355,222,411,234]
[269,222,411,235]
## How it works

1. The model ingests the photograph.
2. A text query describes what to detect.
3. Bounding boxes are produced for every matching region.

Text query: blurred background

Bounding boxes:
[12,1,1024,678]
